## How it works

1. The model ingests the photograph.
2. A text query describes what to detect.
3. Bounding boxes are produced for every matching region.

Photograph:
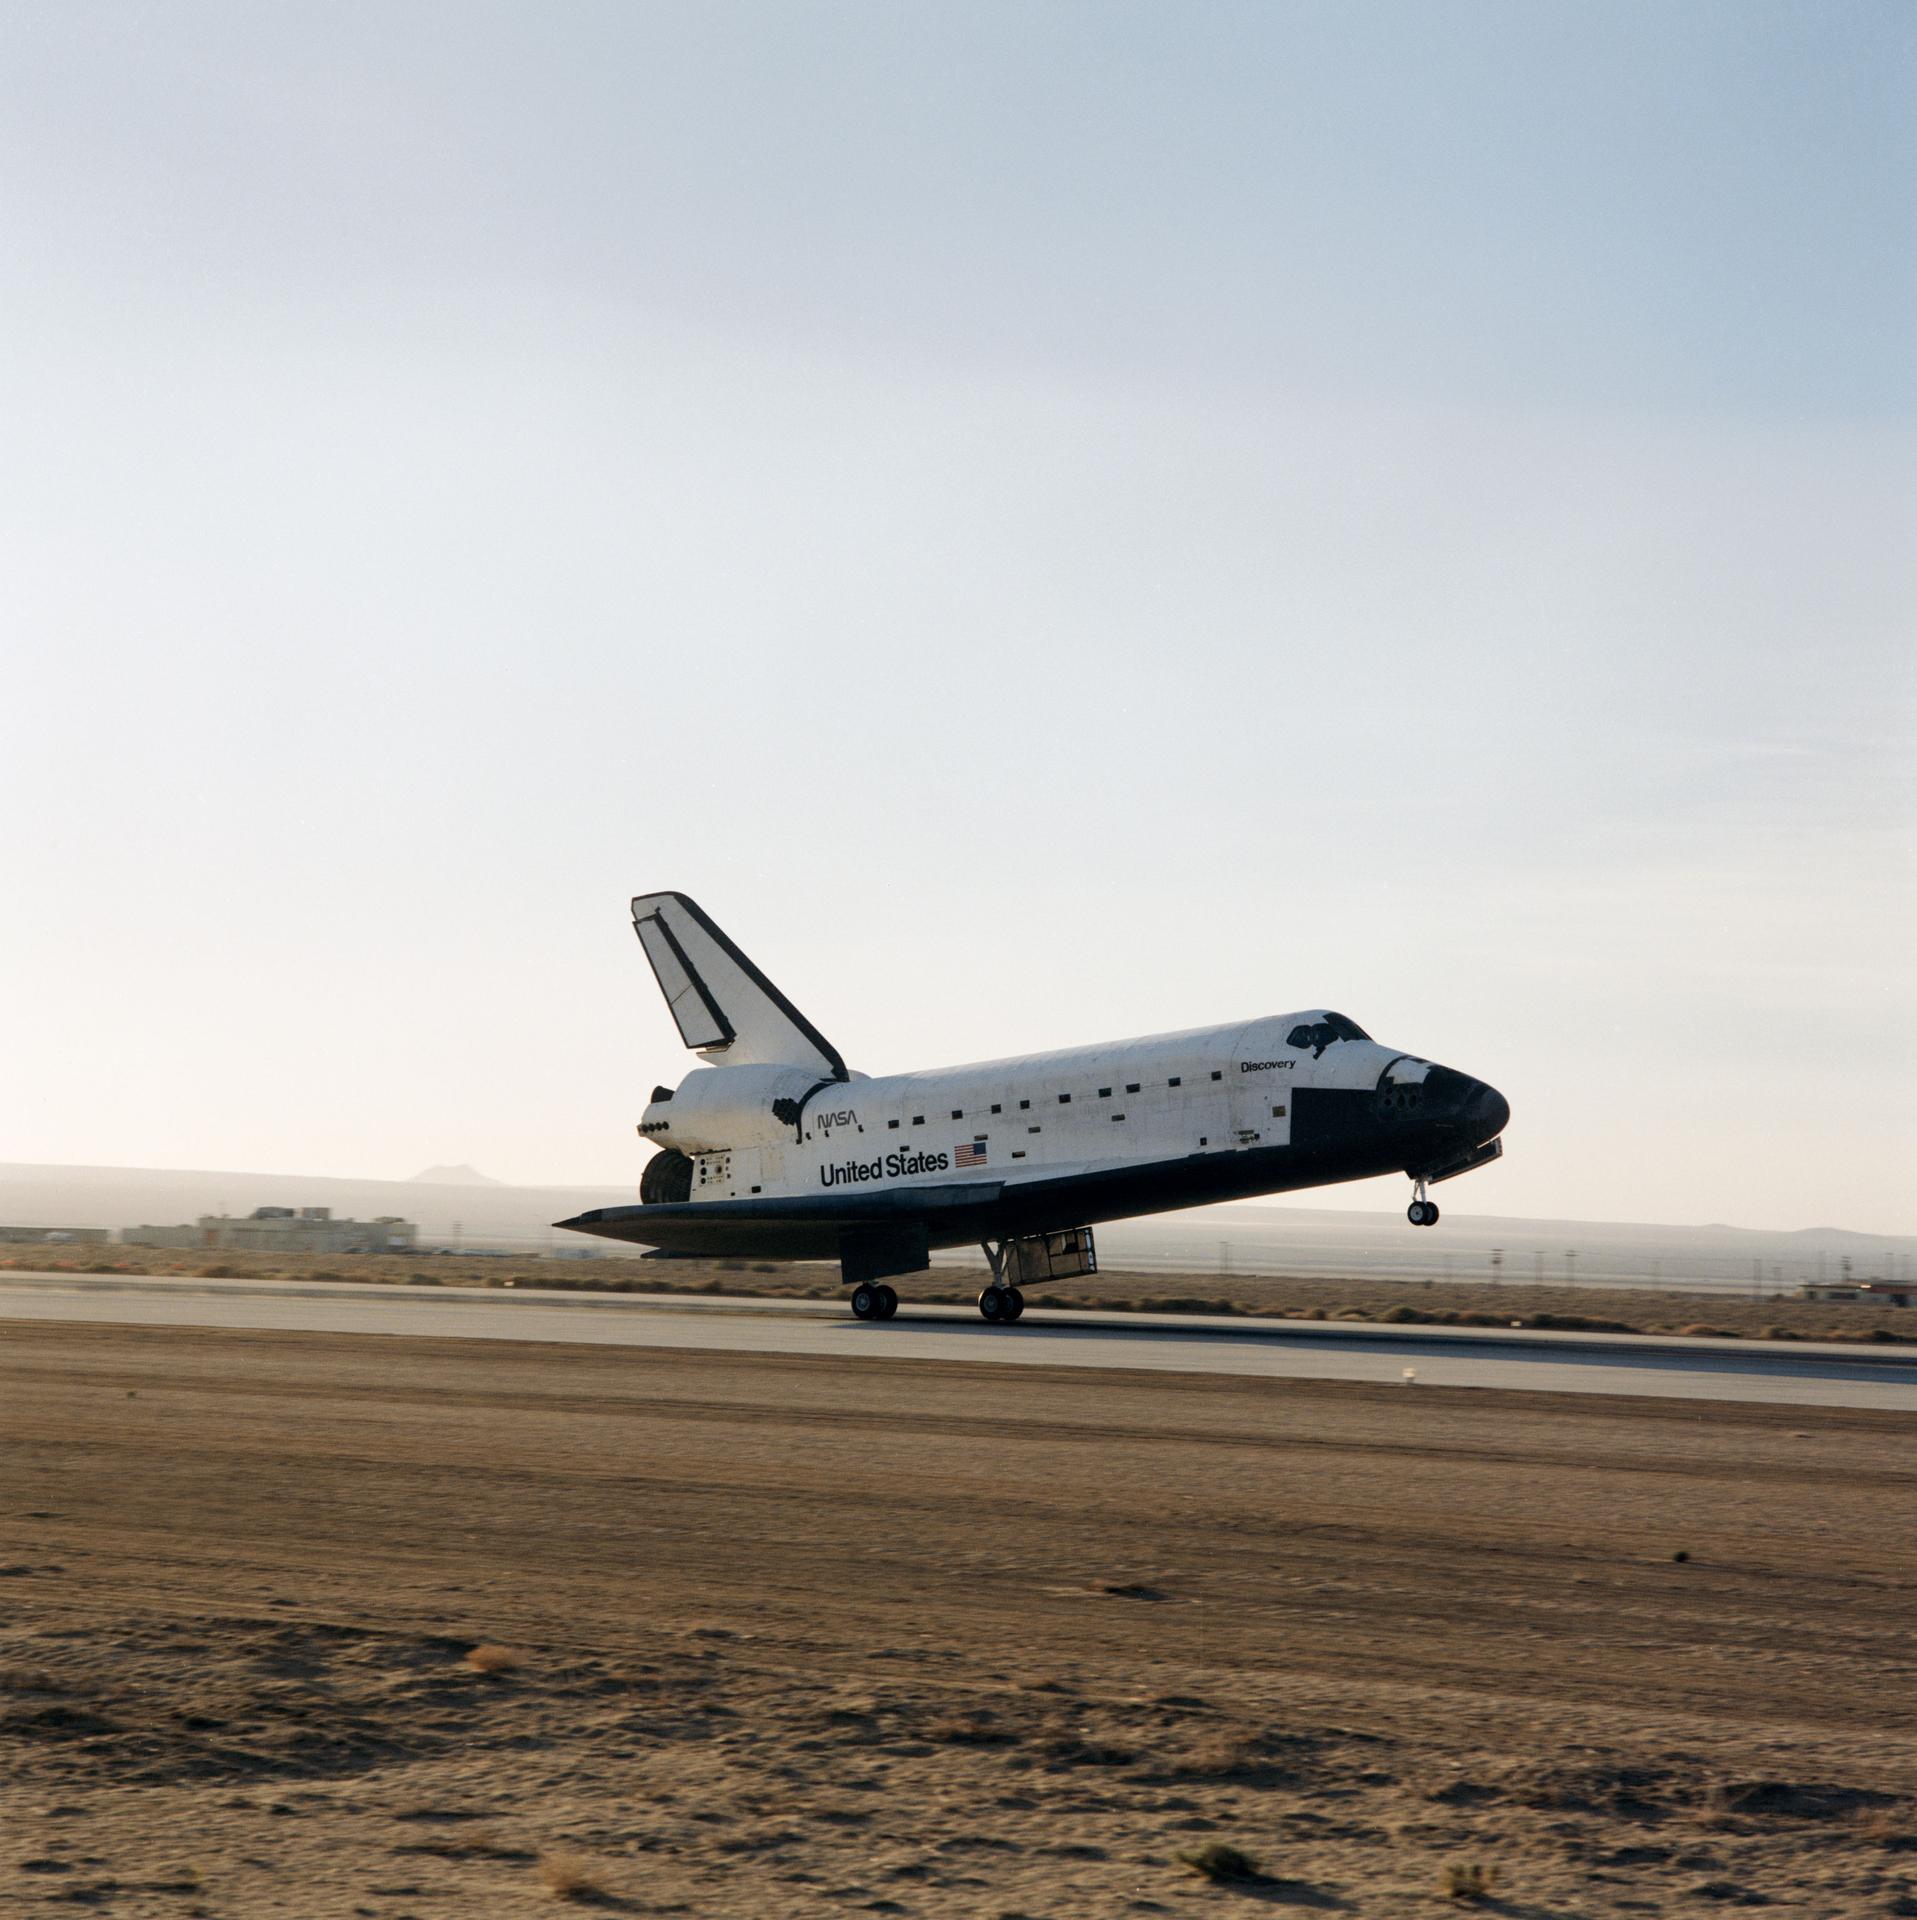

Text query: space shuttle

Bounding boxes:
[557,892,1510,1323]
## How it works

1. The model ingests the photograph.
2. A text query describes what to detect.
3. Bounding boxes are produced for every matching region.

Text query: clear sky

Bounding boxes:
[3,1,1912,1231]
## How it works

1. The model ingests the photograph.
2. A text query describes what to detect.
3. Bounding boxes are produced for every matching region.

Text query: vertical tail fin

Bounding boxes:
[630,892,847,1080]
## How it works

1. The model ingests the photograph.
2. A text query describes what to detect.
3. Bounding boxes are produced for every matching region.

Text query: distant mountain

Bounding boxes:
[409,1164,503,1187]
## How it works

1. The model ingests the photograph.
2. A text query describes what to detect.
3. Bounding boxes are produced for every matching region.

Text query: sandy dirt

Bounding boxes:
[2,1321,1915,1917]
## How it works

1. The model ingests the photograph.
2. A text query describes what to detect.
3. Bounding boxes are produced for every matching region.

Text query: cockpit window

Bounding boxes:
[1287,1011,1371,1057]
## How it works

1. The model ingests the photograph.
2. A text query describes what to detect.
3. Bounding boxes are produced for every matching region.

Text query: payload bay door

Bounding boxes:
[1228,1068,1293,1150]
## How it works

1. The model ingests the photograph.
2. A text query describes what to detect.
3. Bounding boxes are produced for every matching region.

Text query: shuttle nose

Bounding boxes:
[1464,1078,1510,1144]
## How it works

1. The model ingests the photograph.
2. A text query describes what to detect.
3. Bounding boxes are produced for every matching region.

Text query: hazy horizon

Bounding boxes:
[6,1155,1914,1249]
[4,2,1912,1233]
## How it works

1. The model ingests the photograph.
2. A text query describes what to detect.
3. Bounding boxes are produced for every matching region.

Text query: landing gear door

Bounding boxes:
[1229,1060,1293,1149]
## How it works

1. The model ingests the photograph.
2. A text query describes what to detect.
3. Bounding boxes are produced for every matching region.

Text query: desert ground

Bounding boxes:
[2,1320,1914,1918]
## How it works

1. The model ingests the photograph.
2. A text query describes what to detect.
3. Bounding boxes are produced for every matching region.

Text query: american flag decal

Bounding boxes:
[955,1138,988,1168]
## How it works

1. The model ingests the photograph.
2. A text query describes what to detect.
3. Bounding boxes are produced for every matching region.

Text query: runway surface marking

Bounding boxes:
[2,1271,1912,1409]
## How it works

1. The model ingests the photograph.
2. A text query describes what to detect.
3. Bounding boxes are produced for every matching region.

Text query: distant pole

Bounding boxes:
[1490,1246,1503,1288]
[453,1218,463,1252]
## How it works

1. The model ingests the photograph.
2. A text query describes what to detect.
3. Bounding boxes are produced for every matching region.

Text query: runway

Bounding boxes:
[3,1270,1913,1409]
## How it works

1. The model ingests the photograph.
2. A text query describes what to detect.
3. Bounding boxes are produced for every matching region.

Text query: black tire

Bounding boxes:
[1407,1200,1426,1227]
[1004,1287,1025,1321]
[1424,1201,1440,1227]
[641,1148,694,1205]
[851,1283,879,1320]
[875,1285,898,1320]
[977,1287,1005,1323]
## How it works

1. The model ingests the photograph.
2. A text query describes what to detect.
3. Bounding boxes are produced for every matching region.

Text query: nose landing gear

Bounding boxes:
[1407,1179,1440,1228]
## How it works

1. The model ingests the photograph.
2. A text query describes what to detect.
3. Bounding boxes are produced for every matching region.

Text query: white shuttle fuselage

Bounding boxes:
[561,893,1510,1323]
[642,1019,1392,1201]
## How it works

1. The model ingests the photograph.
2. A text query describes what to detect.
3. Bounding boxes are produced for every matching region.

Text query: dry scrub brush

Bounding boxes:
[1442,1860,1500,1902]
[0,1664,71,1694]
[1850,1803,1915,1848]
[1691,1783,1736,1831]
[464,1643,523,1675]
[1177,1841,1261,1883]
[538,1849,609,1901]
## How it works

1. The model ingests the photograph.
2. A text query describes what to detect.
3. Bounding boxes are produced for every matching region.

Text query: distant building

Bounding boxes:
[0,1226,111,1246]
[121,1206,417,1254]
[1799,1280,1913,1308]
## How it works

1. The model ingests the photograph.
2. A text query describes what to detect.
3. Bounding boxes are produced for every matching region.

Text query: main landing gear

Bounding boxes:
[977,1240,1027,1324]
[978,1282,1026,1323]
[849,1282,898,1321]
[1407,1179,1441,1228]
